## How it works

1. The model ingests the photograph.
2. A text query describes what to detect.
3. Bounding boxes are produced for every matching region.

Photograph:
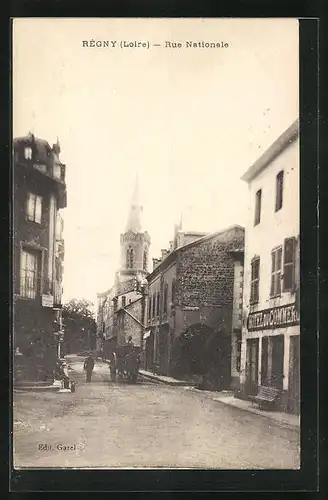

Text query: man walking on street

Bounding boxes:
[83,353,94,382]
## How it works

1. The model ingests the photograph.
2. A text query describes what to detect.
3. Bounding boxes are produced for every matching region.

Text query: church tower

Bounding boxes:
[117,174,151,285]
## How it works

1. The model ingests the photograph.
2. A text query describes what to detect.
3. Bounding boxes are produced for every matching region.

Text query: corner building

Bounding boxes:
[13,133,67,383]
[239,119,300,415]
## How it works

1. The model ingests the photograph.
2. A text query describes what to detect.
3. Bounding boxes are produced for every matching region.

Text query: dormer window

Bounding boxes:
[53,164,61,179]
[24,147,32,160]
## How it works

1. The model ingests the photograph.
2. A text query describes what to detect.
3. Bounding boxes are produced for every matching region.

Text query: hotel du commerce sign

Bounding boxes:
[247,303,300,332]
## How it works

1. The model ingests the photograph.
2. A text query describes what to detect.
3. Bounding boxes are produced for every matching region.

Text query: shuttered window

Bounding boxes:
[270,246,282,297]
[283,237,296,291]
[250,257,260,304]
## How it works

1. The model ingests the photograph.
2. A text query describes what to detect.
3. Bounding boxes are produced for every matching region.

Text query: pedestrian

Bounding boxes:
[109,351,117,382]
[83,353,94,383]
[127,336,134,347]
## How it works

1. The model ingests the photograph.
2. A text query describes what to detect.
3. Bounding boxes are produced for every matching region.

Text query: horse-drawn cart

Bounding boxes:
[115,344,141,383]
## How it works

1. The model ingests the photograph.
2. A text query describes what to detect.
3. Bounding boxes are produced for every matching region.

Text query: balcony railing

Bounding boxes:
[19,276,39,299]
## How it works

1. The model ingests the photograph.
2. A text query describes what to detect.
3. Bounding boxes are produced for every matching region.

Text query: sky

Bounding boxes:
[13,18,299,307]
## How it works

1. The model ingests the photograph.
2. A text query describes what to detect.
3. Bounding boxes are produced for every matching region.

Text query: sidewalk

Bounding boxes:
[14,363,73,393]
[139,369,194,386]
[139,369,300,432]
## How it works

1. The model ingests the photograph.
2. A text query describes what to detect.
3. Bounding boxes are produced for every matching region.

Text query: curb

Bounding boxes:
[139,370,194,387]
[14,385,60,393]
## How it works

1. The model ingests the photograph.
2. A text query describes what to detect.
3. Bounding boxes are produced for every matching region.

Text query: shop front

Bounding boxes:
[243,302,300,414]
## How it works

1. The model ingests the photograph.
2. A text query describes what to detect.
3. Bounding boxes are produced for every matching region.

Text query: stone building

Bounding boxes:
[146,224,244,389]
[96,175,150,357]
[239,119,300,414]
[13,132,67,383]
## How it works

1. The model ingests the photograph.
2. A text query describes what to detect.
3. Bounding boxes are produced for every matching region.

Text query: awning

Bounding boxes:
[143,329,151,340]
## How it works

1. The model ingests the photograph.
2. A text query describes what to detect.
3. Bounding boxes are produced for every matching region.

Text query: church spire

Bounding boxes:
[125,173,143,233]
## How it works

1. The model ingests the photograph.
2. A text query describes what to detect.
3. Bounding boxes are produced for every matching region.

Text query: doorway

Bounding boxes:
[261,336,269,385]
[271,335,284,390]
[288,335,300,414]
[246,338,259,396]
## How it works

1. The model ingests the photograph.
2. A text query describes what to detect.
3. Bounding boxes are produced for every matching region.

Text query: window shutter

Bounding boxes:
[270,252,276,296]
[283,238,295,291]
[276,247,282,295]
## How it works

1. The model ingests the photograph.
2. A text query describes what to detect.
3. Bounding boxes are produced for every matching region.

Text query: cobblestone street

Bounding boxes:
[13,356,300,469]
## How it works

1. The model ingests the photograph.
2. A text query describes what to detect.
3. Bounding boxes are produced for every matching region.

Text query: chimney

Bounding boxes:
[169,241,173,252]
[161,249,167,261]
[152,258,160,271]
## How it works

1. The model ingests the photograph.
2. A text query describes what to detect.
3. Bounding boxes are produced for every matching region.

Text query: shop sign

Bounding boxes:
[42,294,54,308]
[247,303,299,332]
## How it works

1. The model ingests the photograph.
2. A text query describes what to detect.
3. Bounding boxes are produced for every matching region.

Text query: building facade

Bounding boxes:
[13,132,67,383]
[146,225,245,389]
[239,119,300,415]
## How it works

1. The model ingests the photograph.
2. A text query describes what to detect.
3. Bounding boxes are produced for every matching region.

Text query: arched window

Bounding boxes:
[126,247,134,268]
[143,248,148,271]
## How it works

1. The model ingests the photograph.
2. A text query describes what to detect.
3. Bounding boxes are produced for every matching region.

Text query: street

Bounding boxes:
[13,356,300,469]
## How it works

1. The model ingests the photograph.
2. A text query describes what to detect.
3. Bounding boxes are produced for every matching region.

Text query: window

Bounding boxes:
[254,189,262,225]
[143,248,148,271]
[53,164,61,179]
[156,292,160,316]
[24,147,32,160]
[148,296,152,318]
[163,283,168,314]
[152,293,156,317]
[270,246,283,297]
[27,193,42,223]
[126,247,134,268]
[275,170,284,212]
[20,250,39,298]
[250,257,260,305]
[122,296,126,308]
[171,279,176,305]
[283,238,296,291]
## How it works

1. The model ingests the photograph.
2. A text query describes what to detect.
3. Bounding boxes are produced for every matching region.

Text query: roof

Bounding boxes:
[147,224,245,281]
[241,119,299,183]
[125,173,143,233]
